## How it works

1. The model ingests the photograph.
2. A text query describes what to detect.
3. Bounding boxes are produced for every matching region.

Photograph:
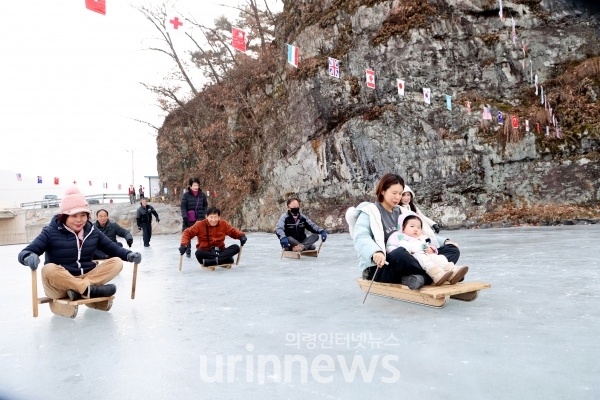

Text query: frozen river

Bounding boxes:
[0,225,598,400]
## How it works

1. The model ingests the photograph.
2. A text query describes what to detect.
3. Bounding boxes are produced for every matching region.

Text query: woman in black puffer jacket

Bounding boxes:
[180,177,208,257]
[17,186,142,300]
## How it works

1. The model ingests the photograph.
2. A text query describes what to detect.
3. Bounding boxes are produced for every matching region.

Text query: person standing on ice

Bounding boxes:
[17,186,142,300]
[128,185,136,204]
[346,173,462,290]
[180,177,208,258]
[136,198,159,247]
[179,207,247,266]
[385,213,468,285]
[275,198,327,251]
[399,185,441,244]
[92,209,134,259]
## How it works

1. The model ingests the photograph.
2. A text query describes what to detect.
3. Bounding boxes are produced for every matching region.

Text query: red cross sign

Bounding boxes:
[170,17,183,30]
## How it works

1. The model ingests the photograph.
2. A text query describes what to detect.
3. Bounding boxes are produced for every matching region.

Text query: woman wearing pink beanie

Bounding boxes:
[18,186,142,301]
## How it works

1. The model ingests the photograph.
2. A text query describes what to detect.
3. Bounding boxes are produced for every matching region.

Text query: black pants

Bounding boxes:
[371,245,460,285]
[287,234,319,251]
[140,222,152,246]
[195,245,240,265]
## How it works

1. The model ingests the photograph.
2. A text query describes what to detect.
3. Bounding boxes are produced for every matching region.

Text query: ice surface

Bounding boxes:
[0,226,599,399]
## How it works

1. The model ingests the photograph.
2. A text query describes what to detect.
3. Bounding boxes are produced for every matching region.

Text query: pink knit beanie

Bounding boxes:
[60,186,91,216]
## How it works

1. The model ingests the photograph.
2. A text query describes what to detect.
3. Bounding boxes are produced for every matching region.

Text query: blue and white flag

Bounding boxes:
[498,112,504,125]
[446,95,452,111]
[287,44,298,68]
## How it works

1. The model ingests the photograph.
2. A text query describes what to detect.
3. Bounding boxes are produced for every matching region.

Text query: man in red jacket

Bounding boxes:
[179,207,247,266]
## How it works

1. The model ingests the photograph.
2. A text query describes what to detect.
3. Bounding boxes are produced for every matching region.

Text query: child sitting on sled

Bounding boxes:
[386,213,468,286]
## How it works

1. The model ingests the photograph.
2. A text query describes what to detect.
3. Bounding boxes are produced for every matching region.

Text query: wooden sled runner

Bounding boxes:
[357,278,491,308]
[281,241,323,260]
[179,246,243,272]
[31,262,139,318]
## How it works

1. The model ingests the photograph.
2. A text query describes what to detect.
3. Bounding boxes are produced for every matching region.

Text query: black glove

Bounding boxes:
[24,253,40,271]
[156,218,160,223]
[320,230,327,242]
[240,236,247,246]
[179,245,187,255]
[126,238,133,248]
[127,252,142,264]
[432,224,440,234]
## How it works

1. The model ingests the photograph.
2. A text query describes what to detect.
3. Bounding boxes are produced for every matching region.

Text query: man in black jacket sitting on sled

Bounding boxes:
[275,198,327,251]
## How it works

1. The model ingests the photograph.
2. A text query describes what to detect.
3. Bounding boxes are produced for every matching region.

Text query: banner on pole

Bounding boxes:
[232,27,247,52]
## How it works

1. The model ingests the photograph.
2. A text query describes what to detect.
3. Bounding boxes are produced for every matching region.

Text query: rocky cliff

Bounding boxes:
[156,0,600,232]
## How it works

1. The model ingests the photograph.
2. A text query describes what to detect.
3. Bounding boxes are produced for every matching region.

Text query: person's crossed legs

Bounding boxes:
[287,234,319,252]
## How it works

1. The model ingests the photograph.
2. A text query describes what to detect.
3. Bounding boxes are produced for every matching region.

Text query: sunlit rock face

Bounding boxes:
[158,0,600,232]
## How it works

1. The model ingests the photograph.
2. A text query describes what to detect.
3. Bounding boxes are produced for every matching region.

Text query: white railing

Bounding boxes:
[20,193,134,209]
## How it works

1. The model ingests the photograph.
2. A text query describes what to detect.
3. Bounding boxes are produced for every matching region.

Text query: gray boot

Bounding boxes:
[401,275,425,290]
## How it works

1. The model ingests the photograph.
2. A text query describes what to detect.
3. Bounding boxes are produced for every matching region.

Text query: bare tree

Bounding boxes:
[136,4,198,98]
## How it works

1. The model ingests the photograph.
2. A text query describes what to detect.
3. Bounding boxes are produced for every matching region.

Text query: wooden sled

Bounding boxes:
[179,246,243,272]
[31,262,139,318]
[281,241,323,260]
[357,278,491,309]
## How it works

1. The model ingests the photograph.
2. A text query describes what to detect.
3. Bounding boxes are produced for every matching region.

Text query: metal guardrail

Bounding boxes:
[20,194,132,209]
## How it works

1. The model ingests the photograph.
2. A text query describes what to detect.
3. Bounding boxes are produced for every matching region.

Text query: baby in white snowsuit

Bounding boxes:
[386,212,460,286]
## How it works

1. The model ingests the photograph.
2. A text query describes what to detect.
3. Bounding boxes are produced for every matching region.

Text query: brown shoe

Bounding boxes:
[448,266,469,285]
[428,266,453,286]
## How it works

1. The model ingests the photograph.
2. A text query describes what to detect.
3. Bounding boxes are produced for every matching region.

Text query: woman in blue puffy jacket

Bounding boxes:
[17,186,142,300]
